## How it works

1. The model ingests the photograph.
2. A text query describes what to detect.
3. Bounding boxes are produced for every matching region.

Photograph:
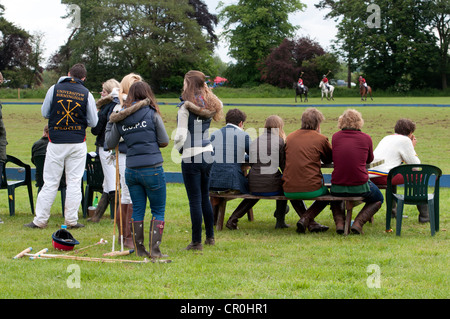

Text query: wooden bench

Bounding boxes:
[210,192,365,235]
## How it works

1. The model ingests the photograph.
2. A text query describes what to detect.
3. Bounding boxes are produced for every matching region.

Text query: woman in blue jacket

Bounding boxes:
[105,81,169,258]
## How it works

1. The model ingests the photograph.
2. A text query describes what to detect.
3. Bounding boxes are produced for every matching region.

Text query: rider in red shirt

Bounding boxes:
[359,76,368,94]
[322,71,331,91]
[298,72,305,89]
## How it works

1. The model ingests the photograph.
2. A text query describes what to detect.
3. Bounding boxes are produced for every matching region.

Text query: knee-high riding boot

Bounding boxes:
[331,201,345,234]
[351,201,382,234]
[417,204,429,223]
[274,200,289,229]
[87,192,109,222]
[131,219,149,257]
[296,200,329,233]
[149,219,168,258]
[226,199,259,230]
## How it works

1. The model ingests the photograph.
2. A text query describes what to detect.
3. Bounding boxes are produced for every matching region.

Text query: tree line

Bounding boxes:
[0,0,448,92]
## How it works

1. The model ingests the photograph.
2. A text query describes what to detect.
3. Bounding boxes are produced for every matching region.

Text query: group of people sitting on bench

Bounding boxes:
[207,108,425,235]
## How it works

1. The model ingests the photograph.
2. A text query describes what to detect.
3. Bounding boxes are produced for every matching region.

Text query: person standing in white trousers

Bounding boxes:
[25,64,98,229]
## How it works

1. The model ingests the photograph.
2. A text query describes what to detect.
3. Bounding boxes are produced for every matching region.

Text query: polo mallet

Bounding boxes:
[103,249,134,257]
[13,247,150,264]
[68,238,107,255]
[112,145,124,253]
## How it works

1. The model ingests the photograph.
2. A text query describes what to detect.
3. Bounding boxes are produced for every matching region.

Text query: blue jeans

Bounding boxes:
[182,153,214,243]
[332,180,384,204]
[125,166,166,221]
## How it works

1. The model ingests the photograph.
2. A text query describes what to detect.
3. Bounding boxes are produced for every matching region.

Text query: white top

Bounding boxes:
[368,134,420,177]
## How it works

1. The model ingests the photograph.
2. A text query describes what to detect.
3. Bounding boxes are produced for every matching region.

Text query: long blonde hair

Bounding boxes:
[119,73,143,105]
[265,115,286,141]
[182,70,223,121]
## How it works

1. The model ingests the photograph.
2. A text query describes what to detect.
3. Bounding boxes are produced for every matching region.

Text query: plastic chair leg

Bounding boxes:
[7,188,15,216]
[428,201,435,236]
[396,200,404,236]
[26,183,34,214]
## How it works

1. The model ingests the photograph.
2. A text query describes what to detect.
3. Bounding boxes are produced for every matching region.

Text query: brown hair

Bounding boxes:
[182,70,223,121]
[394,118,416,136]
[301,108,325,130]
[124,81,161,115]
[226,108,247,126]
[69,63,87,80]
[337,109,364,130]
[265,115,286,140]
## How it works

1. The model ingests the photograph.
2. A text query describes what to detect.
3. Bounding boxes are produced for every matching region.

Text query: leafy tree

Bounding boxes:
[317,0,442,90]
[51,0,219,93]
[0,4,44,88]
[261,37,339,89]
[430,0,450,89]
[219,0,305,86]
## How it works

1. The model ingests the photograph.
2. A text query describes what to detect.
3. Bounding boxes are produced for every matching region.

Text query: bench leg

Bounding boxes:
[216,199,227,231]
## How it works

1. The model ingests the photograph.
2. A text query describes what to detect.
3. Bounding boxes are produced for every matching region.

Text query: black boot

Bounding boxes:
[290,200,307,217]
[87,192,109,222]
[108,191,117,219]
[225,199,259,230]
[417,204,429,223]
[274,200,289,229]
[149,219,168,258]
[351,201,382,234]
[296,200,329,233]
[131,219,150,257]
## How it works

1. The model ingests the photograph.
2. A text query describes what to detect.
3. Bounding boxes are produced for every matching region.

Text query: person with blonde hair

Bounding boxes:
[108,73,143,247]
[88,79,120,227]
[331,109,383,234]
[174,70,223,250]
[283,108,339,233]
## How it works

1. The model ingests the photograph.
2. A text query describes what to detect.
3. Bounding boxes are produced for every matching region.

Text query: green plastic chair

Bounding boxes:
[0,155,34,216]
[386,164,442,236]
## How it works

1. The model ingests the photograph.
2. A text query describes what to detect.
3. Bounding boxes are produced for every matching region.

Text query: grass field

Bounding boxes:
[0,96,449,301]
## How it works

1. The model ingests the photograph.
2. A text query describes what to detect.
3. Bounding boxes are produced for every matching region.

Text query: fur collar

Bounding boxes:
[183,101,216,119]
[109,98,151,123]
[96,95,114,110]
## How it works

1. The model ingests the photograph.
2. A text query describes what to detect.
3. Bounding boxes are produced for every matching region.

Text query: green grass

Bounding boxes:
[0,97,449,299]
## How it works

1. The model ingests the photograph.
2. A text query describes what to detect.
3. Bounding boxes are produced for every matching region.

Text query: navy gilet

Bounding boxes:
[48,77,89,144]
[117,106,163,168]
[178,101,212,154]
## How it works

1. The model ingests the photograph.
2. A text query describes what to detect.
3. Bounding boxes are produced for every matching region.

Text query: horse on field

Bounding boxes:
[319,80,334,101]
[360,84,373,101]
[294,82,309,102]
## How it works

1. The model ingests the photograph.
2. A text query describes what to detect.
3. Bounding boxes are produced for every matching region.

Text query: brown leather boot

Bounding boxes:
[87,192,109,222]
[131,219,150,257]
[351,201,382,234]
[296,201,329,233]
[123,204,134,248]
[149,219,168,258]
[225,199,259,230]
[331,201,345,234]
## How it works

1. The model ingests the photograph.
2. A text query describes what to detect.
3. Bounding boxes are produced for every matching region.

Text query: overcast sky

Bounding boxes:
[1,0,337,65]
